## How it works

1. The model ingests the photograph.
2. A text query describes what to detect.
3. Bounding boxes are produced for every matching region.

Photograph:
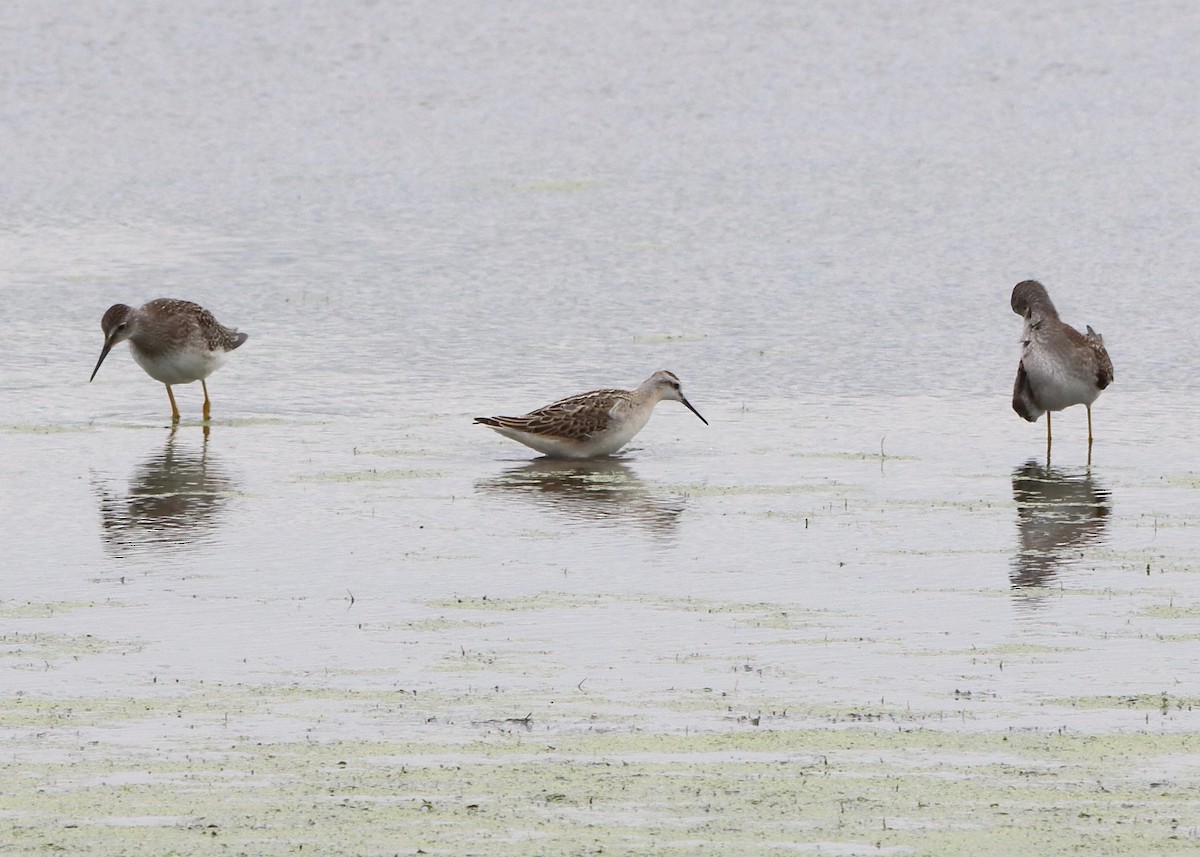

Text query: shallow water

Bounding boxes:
[3,1,1200,853]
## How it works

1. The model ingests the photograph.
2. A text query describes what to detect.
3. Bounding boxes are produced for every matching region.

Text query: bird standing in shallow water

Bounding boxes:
[90,299,248,422]
[1010,280,1113,457]
[475,370,708,458]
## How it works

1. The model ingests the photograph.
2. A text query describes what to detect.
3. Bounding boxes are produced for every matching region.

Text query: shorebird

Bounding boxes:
[474,370,708,458]
[90,299,248,422]
[1010,280,1113,451]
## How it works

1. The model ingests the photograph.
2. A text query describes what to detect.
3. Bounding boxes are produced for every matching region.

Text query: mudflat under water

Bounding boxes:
[3,2,1200,854]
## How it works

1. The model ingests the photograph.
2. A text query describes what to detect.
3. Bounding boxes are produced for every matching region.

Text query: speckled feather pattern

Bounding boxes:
[474,370,706,458]
[117,299,247,358]
[478,389,630,441]
[93,298,248,390]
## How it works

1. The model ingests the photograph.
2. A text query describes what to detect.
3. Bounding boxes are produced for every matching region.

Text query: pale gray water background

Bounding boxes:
[3,1,1200,852]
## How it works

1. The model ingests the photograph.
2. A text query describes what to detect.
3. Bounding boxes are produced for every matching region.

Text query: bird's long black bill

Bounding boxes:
[680,396,708,425]
[89,341,114,382]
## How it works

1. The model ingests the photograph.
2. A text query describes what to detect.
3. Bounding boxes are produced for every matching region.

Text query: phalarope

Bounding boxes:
[474,370,708,458]
[1010,280,1113,451]
[90,298,249,422]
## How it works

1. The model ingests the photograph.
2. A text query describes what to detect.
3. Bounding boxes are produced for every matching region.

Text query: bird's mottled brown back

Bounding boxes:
[1086,327,1113,390]
[487,389,625,440]
[143,299,247,353]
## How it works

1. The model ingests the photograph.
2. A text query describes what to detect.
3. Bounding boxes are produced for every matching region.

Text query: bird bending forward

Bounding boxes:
[90,298,248,422]
[475,370,708,459]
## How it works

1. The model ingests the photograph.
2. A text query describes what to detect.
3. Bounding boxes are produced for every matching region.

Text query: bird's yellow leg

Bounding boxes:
[165,385,180,422]
[1045,411,1052,464]
[202,380,212,422]
[1087,405,1094,445]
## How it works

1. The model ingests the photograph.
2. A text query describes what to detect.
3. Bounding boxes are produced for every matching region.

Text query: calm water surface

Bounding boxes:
[2,1,1200,852]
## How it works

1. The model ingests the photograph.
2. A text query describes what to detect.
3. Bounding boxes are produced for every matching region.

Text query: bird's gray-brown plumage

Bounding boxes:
[474,370,707,458]
[97,300,247,363]
[91,298,248,421]
[475,388,628,442]
[1010,280,1113,451]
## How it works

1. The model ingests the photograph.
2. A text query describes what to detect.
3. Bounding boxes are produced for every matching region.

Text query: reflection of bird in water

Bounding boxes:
[95,431,235,557]
[1011,459,1111,593]
[475,458,684,536]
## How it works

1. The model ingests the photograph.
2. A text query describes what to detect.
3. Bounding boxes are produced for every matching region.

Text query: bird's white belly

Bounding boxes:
[1022,345,1100,412]
[580,410,652,456]
[131,344,224,385]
